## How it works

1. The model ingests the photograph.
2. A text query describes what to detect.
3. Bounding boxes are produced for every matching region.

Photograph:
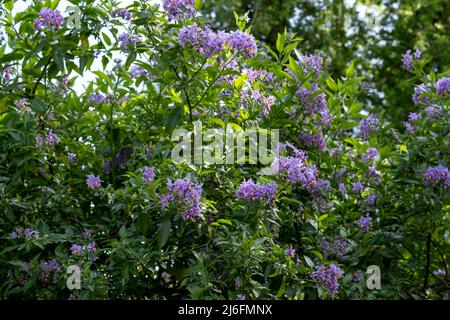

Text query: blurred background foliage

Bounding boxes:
[202,0,450,124]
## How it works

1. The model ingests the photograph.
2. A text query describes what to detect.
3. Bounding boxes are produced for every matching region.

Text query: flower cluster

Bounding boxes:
[359,113,380,140]
[236,179,278,204]
[424,165,450,189]
[118,33,140,49]
[10,227,40,240]
[39,259,62,282]
[310,264,344,298]
[45,130,60,145]
[227,30,257,58]
[67,152,76,164]
[179,25,257,59]
[112,9,132,21]
[70,242,98,260]
[412,84,429,105]
[298,131,326,151]
[163,0,196,21]
[401,49,420,72]
[143,166,155,184]
[15,98,30,113]
[435,77,450,96]
[357,214,373,232]
[129,65,151,78]
[164,178,203,221]
[88,93,106,104]
[320,236,347,258]
[275,143,319,191]
[34,8,64,31]
[2,66,12,81]
[36,130,60,146]
[299,54,323,76]
[362,147,379,162]
[296,83,328,119]
[86,174,102,190]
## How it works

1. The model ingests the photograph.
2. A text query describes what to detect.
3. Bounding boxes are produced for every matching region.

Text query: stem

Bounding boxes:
[32,53,52,96]
[423,232,431,291]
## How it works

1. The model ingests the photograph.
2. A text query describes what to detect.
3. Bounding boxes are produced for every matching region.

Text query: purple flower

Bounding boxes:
[296,83,328,116]
[10,231,18,239]
[299,131,326,151]
[82,229,92,238]
[179,23,201,47]
[321,236,347,258]
[435,77,450,96]
[87,242,96,253]
[275,143,319,192]
[227,30,257,58]
[424,106,439,118]
[357,214,373,232]
[236,294,246,300]
[408,112,422,121]
[15,98,30,113]
[285,246,297,259]
[236,179,278,204]
[160,193,174,208]
[167,179,203,221]
[44,130,60,145]
[352,271,363,283]
[198,29,229,59]
[338,183,347,198]
[424,165,450,189]
[86,174,102,190]
[70,244,82,255]
[118,33,139,49]
[129,65,151,78]
[404,121,416,134]
[112,9,132,21]
[362,147,379,162]
[3,66,12,81]
[143,166,155,184]
[352,181,364,194]
[88,93,105,104]
[300,54,323,76]
[359,113,380,140]
[412,84,429,105]
[34,8,64,31]
[310,264,344,298]
[401,50,413,71]
[39,259,62,282]
[413,49,422,59]
[67,152,76,164]
[366,193,377,206]
[433,269,445,276]
[163,0,196,21]
[24,228,40,239]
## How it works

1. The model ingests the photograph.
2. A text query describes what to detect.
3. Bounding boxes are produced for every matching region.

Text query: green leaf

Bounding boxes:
[304,255,315,268]
[119,226,128,239]
[102,32,111,46]
[158,219,171,248]
[276,277,286,298]
[276,33,285,53]
[326,77,338,91]
[93,71,114,88]
[346,61,355,77]
[234,74,247,88]
[194,0,202,10]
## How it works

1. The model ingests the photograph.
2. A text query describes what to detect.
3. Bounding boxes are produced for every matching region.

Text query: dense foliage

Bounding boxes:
[0,0,448,300]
